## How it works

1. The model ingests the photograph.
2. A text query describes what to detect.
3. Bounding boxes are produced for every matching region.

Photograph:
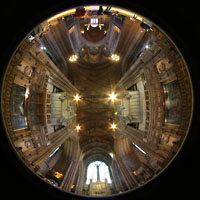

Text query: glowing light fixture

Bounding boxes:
[74,94,80,102]
[40,46,46,50]
[49,145,61,158]
[54,171,63,179]
[111,54,120,62]
[133,171,137,176]
[76,125,81,132]
[69,54,78,62]
[108,92,117,101]
[25,89,29,99]
[132,142,146,155]
[111,123,117,130]
[87,23,90,30]
[71,185,75,189]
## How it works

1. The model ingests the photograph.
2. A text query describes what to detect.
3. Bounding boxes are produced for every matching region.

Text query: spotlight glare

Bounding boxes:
[111,123,117,130]
[109,92,117,101]
[76,125,81,132]
[69,55,78,62]
[74,94,80,102]
[111,54,120,62]
[40,46,46,50]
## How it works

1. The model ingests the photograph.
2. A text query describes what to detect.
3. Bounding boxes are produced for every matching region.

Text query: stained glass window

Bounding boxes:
[86,161,112,184]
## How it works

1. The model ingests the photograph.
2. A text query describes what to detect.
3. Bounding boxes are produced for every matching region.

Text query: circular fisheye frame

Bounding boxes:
[1,4,193,198]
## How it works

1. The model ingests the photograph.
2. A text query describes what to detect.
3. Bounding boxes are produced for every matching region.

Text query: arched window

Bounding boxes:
[90,18,98,27]
[86,161,112,184]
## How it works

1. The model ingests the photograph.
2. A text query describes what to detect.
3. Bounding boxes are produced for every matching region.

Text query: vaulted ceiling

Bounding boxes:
[40,13,149,163]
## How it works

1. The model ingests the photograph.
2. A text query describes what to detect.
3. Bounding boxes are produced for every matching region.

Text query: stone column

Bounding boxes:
[60,160,80,191]
[114,137,140,190]
[110,159,127,192]
[114,153,138,190]
[28,127,75,167]
[75,161,85,195]
[117,124,165,164]
[59,139,81,192]
[27,42,78,95]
